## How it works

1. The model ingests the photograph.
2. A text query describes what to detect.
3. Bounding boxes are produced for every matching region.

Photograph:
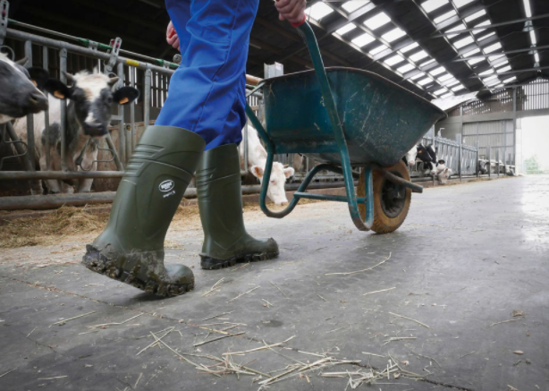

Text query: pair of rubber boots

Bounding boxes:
[82,126,278,297]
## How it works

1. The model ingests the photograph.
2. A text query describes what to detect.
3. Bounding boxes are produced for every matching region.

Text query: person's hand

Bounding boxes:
[275,0,306,25]
[166,21,180,51]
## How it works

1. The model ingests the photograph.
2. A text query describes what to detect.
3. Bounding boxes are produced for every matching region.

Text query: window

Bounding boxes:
[523,0,532,17]
[503,76,517,83]
[335,23,357,36]
[452,84,466,91]
[409,50,429,62]
[421,0,448,13]
[305,2,334,20]
[385,55,405,66]
[535,52,540,63]
[434,88,448,95]
[369,44,389,55]
[463,48,481,57]
[454,36,474,49]
[479,69,494,76]
[420,59,436,67]
[382,28,407,43]
[530,30,537,45]
[478,32,496,41]
[468,57,484,65]
[341,1,369,13]
[445,79,460,87]
[485,78,500,86]
[364,12,391,30]
[352,33,375,47]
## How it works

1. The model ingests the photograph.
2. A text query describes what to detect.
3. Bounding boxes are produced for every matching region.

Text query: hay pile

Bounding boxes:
[0,206,110,248]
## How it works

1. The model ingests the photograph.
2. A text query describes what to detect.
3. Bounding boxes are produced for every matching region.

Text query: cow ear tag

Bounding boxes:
[119,97,129,104]
[54,91,65,99]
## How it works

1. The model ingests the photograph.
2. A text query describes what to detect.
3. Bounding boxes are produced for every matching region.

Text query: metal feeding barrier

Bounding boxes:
[0,5,481,211]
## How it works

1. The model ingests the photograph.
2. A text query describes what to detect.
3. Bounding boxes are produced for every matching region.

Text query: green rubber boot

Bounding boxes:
[82,126,205,297]
[196,144,279,270]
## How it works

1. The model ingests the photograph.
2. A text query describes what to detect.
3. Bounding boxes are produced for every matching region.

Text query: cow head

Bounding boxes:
[404,145,418,167]
[0,54,50,124]
[251,162,295,206]
[44,71,139,137]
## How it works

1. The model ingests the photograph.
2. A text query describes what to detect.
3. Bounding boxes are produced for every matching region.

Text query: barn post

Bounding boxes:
[129,66,136,155]
[475,141,480,178]
[59,48,69,172]
[144,67,152,133]
[487,145,491,177]
[116,62,126,164]
[456,134,462,181]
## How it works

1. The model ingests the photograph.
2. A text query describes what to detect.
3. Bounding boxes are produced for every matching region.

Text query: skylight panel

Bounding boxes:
[369,44,389,55]
[530,30,537,45]
[463,48,481,57]
[417,77,434,86]
[400,42,419,53]
[429,66,446,76]
[479,69,494,76]
[306,2,334,20]
[464,10,486,23]
[410,72,426,80]
[352,33,375,47]
[472,20,491,35]
[496,65,512,73]
[445,78,460,86]
[382,28,407,43]
[483,42,502,54]
[446,23,466,39]
[341,1,368,13]
[535,52,540,63]
[488,54,504,62]
[452,84,466,91]
[385,54,405,66]
[503,76,516,83]
[454,36,474,49]
[434,10,457,24]
[483,75,498,82]
[421,0,448,13]
[434,88,448,95]
[478,32,496,41]
[441,92,454,98]
[523,0,532,17]
[397,63,416,73]
[364,12,391,30]
[494,60,509,68]
[335,23,357,36]
[438,73,454,82]
[409,50,429,62]
[467,57,484,65]
[420,59,436,67]
[485,78,500,86]
[453,0,475,8]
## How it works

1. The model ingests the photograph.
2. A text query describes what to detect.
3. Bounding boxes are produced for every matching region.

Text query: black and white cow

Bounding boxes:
[433,159,453,184]
[0,54,49,124]
[403,143,438,176]
[14,70,139,194]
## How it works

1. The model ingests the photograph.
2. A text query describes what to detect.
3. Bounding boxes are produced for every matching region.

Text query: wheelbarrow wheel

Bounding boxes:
[358,161,411,234]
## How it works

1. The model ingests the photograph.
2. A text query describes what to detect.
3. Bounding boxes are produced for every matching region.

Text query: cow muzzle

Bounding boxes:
[22,92,49,115]
[83,122,108,137]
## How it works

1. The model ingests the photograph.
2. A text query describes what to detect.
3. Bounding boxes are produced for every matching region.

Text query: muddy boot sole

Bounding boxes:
[82,249,194,298]
[200,250,279,270]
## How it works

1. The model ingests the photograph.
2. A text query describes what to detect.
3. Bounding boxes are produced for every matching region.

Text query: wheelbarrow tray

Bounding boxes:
[262,67,446,167]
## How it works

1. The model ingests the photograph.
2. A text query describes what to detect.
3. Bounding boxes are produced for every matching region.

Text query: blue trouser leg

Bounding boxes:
[157,0,259,151]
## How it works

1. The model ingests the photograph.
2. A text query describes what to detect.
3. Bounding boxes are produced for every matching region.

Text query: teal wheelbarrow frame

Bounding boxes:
[245,21,446,232]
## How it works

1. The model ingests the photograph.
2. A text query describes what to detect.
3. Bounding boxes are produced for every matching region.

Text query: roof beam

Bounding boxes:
[453,45,549,62]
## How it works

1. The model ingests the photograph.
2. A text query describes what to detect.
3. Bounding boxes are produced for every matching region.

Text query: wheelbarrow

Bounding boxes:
[245,21,446,233]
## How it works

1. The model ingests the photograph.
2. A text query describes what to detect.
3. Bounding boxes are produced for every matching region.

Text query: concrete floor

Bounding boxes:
[0,175,548,391]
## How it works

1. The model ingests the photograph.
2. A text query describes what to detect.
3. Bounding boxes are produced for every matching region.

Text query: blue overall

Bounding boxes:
[156,0,259,150]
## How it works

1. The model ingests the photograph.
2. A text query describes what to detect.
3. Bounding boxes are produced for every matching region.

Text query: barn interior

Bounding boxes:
[0,1,548,390]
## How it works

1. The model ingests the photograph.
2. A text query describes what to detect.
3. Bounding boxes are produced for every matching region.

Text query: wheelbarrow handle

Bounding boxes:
[293,21,372,231]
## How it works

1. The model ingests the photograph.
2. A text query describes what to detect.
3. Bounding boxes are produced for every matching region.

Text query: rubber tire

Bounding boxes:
[358,161,412,234]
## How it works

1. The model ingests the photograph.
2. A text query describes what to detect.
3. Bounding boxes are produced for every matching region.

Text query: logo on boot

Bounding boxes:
[159,179,175,193]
